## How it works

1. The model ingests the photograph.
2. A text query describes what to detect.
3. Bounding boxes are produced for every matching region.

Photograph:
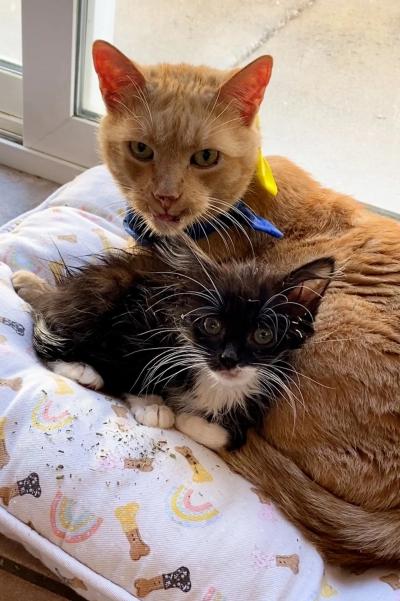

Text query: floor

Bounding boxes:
[0,536,83,601]
[0,164,58,226]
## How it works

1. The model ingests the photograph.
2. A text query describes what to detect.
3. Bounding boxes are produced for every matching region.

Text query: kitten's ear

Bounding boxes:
[219,56,273,125]
[284,258,335,317]
[92,40,146,111]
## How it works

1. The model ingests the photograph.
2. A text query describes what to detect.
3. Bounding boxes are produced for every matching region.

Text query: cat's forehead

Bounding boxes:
[134,64,239,149]
[214,264,277,308]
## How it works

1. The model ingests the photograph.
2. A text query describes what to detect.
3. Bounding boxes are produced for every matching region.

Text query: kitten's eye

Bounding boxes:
[253,327,274,346]
[191,149,220,168]
[129,141,154,161]
[203,317,222,335]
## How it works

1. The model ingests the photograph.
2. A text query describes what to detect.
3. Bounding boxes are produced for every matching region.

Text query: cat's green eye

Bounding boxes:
[129,141,154,161]
[203,317,222,335]
[191,149,220,168]
[253,327,274,346]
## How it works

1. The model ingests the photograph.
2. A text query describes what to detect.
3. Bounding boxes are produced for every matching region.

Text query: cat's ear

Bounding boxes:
[219,56,273,125]
[92,40,146,111]
[283,258,335,317]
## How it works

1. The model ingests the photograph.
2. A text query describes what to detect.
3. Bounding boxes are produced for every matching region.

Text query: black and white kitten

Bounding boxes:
[15,241,333,450]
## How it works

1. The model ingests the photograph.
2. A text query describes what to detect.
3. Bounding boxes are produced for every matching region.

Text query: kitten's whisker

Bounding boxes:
[123,345,176,358]
[148,290,219,311]
[257,365,304,415]
[148,268,221,306]
[277,361,334,390]
[141,358,202,394]
[137,350,202,393]
[131,347,199,390]
[308,337,357,345]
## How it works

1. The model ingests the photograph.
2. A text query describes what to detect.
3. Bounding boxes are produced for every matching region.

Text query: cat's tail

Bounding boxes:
[223,431,400,569]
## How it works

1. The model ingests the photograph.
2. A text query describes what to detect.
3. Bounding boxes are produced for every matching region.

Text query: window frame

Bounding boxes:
[0,0,102,183]
[0,63,23,136]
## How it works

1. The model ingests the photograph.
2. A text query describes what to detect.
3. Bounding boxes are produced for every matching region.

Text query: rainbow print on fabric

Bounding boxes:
[50,490,103,543]
[168,485,219,527]
[31,391,75,432]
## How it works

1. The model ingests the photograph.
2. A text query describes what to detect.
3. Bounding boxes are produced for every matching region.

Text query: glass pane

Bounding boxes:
[76,0,400,215]
[0,0,22,68]
[77,0,279,117]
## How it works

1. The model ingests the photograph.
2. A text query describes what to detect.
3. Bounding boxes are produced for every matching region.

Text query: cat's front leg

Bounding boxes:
[175,414,229,450]
[49,361,104,390]
[125,394,175,429]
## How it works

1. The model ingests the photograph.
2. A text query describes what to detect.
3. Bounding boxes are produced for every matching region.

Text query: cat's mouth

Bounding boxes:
[148,209,188,233]
[213,366,256,386]
[218,368,242,380]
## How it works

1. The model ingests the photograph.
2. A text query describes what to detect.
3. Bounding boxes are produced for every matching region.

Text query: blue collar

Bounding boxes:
[123,200,283,246]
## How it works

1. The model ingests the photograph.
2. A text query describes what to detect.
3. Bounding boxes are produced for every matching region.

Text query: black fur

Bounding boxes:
[32,241,334,449]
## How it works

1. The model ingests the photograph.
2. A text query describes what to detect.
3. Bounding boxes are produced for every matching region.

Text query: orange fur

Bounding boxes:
[78,45,400,567]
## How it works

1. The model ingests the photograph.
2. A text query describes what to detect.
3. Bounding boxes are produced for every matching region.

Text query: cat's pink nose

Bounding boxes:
[153,192,182,211]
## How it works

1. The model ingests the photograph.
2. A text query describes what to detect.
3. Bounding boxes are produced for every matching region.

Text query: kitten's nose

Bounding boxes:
[153,192,182,211]
[219,346,238,370]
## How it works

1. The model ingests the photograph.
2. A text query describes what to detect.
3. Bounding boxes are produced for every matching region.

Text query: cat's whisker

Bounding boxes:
[205,98,235,131]
[257,363,304,410]
[148,290,219,311]
[208,197,256,255]
[258,375,298,425]
[111,96,148,131]
[131,346,199,390]
[207,115,244,134]
[148,269,221,307]
[201,205,237,245]
[259,309,280,334]
[196,211,235,254]
[267,364,305,408]
[138,357,194,393]
[136,346,201,388]
[125,76,154,127]
[178,304,218,319]
[141,355,205,394]
[277,360,334,391]
[123,344,177,358]
[307,337,358,346]
[170,236,223,304]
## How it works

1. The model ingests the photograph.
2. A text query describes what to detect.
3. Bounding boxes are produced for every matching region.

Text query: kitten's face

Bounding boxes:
[167,254,334,390]
[93,42,273,235]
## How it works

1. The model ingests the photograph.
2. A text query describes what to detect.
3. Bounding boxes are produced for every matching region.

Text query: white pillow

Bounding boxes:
[0,166,395,601]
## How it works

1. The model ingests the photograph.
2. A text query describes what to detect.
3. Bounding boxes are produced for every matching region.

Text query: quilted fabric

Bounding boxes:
[0,166,398,601]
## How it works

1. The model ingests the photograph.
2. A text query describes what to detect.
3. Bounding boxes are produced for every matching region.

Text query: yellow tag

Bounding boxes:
[256,148,278,196]
[255,115,278,196]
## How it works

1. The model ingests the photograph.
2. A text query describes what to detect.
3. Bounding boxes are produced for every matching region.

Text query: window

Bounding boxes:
[0,0,22,136]
[0,1,398,215]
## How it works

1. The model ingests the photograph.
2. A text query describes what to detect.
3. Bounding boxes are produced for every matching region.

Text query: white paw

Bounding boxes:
[133,403,175,429]
[49,360,104,390]
[175,413,229,450]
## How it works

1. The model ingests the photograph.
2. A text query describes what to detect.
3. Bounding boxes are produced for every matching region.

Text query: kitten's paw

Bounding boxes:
[133,403,175,429]
[49,360,104,390]
[175,413,229,450]
[12,270,51,305]
[124,394,175,428]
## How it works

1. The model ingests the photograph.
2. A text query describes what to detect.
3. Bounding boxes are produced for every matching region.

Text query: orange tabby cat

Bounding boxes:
[16,41,400,569]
